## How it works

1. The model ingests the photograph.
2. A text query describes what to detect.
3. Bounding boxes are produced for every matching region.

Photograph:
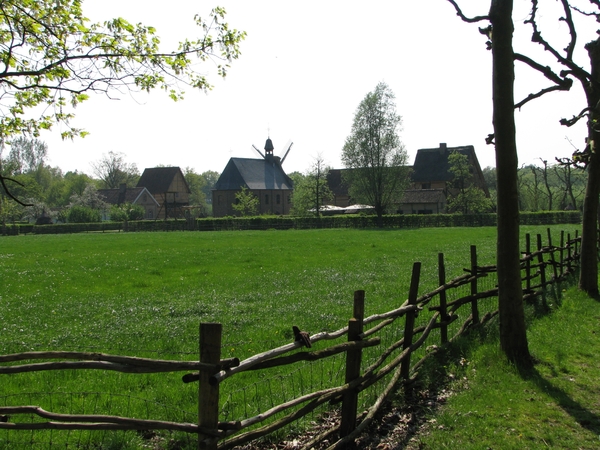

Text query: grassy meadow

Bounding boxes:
[413,288,600,450]
[0,225,582,448]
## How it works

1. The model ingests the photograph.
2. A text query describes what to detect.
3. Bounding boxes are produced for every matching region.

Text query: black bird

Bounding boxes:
[293,326,311,348]
[0,415,8,422]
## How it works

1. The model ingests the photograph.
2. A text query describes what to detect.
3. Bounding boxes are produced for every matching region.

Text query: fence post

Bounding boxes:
[536,234,547,307]
[547,228,559,283]
[401,262,421,381]
[340,290,365,442]
[470,245,479,325]
[198,323,222,450]
[525,234,532,294]
[567,233,573,273]
[560,230,565,276]
[438,253,448,344]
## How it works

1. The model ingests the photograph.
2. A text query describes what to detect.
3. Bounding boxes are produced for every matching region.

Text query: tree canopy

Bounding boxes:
[0,0,245,140]
[341,82,409,223]
[0,0,245,204]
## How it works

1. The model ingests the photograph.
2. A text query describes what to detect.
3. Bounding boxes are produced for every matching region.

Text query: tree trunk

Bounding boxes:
[490,0,532,367]
[579,39,600,296]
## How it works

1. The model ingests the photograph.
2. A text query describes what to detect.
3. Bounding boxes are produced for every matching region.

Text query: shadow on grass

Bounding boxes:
[520,364,600,435]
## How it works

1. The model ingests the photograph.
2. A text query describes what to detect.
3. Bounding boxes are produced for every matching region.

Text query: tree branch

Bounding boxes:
[446,0,489,23]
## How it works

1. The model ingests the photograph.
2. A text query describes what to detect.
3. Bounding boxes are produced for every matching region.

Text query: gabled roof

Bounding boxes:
[214,157,293,191]
[411,144,476,183]
[137,167,190,194]
[98,187,159,206]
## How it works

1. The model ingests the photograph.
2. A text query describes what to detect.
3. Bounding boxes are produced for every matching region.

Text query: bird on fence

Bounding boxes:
[0,415,8,422]
[293,326,311,348]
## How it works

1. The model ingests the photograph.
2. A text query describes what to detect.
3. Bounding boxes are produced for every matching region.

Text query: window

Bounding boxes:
[265,194,269,205]
[218,195,223,205]
[421,183,431,189]
[276,194,281,205]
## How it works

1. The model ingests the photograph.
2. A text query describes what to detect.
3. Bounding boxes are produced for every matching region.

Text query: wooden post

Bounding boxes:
[567,233,573,273]
[537,234,547,306]
[198,323,222,450]
[560,230,565,276]
[340,290,365,442]
[470,245,479,325]
[438,253,448,344]
[525,234,532,294]
[547,228,559,283]
[401,262,421,381]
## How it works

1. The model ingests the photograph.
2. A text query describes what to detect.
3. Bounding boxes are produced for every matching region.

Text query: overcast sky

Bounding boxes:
[39,1,596,177]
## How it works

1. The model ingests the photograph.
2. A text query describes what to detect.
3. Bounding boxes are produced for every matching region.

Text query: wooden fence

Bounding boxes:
[0,229,582,449]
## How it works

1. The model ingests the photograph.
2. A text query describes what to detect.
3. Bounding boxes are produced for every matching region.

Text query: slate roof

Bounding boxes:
[214,157,293,191]
[98,187,158,206]
[137,167,190,194]
[400,189,446,204]
[411,145,476,183]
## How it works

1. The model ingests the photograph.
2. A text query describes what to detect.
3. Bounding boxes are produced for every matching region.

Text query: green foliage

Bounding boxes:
[110,203,145,221]
[341,82,410,220]
[0,0,245,140]
[69,184,108,210]
[67,205,101,223]
[447,151,493,214]
[232,186,259,216]
[291,155,333,217]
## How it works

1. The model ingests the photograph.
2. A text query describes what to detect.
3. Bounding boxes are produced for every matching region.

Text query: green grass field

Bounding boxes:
[0,225,584,448]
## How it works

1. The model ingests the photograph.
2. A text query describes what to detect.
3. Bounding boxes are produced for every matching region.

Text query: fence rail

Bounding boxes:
[0,228,582,449]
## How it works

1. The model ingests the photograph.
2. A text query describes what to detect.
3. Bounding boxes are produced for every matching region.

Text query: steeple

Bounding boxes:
[264,137,274,156]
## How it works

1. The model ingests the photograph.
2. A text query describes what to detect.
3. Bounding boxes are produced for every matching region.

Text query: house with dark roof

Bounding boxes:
[212,138,294,217]
[398,143,488,214]
[98,184,160,219]
[136,167,191,219]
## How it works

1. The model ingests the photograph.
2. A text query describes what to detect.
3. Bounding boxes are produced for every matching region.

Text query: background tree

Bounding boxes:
[200,170,220,206]
[231,187,258,217]
[184,167,209,215]
[91,151,139,189]
[5,137,48,175]
[291,154,332,217]
[341,82,410,225]
[446,151,493,214]
[0,0,245,203]
[109,203,145,222]
[69,184,108,211]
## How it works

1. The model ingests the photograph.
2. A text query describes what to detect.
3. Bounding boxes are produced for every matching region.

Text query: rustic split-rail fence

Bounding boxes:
[0,229,582,449]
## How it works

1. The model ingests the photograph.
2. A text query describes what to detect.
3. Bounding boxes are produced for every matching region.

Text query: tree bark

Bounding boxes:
[490,0,532,367]
[578,39,600,296]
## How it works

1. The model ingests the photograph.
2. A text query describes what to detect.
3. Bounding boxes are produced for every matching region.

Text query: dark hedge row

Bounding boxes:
[1,211,582,236]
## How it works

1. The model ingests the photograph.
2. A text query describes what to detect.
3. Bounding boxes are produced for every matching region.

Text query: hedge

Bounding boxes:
[1,211,581,236]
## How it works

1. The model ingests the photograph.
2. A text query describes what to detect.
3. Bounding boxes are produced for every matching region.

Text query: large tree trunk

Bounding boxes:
[579,39,600,296]
[490,0,532,367]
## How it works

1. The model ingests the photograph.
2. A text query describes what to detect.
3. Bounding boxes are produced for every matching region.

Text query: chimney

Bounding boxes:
[439,143,447,154]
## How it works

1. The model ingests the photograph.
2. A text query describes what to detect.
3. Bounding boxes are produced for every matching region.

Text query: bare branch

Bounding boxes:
[560,107,592,127]
[446,0,489,23]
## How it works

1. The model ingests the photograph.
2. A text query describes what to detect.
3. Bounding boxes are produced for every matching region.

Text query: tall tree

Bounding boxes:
[5,137,48,175]
[291,154,332,217]
[448,0,532,366]
[506,1,600,294]
[91,151,139,189]
[0,0,245,204]
[341,82,410,225]
[446,151,493,214]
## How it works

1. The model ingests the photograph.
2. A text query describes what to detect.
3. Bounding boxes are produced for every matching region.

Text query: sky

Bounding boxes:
[39,1,597,177]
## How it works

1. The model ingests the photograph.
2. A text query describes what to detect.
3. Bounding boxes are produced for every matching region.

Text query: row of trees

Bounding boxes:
[0,139,220,224]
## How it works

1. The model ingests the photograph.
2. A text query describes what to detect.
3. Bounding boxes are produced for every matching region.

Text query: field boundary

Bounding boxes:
[0,228,582,449]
